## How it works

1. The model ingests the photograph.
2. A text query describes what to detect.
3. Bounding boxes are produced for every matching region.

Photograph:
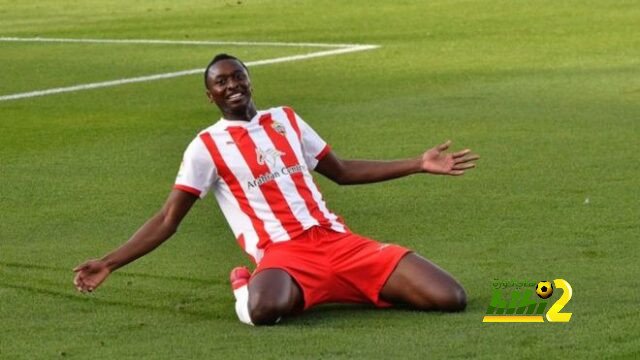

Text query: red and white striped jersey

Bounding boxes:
[174,106,347,263]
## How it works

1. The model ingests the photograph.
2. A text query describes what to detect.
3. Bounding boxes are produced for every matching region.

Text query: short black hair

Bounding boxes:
[204,53,249,88]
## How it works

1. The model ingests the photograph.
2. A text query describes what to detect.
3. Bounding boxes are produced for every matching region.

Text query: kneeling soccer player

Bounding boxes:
[73,54,479,325]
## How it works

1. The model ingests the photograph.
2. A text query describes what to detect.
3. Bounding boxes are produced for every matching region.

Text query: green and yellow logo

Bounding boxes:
[483,279,573,323]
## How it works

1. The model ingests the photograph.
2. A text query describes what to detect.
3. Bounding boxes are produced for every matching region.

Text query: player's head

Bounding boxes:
[204,54,249,88]
[204,54,253,116]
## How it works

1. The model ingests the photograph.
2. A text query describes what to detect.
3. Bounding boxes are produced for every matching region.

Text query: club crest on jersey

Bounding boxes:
[256,148,285,167]
[271,121,286,136]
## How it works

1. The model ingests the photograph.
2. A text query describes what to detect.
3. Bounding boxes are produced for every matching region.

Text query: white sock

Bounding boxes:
[233,285,253,326]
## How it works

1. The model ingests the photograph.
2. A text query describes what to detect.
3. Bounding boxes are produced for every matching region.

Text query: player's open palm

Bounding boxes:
[73,260,110,293]
[421,140,479,175]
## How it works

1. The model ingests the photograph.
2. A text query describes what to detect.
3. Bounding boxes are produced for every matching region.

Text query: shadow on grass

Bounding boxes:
[280,302,470,326]
[0,260,222,319]
[0,260,217,285]
[1,261,478,326]
[0,280,221,319]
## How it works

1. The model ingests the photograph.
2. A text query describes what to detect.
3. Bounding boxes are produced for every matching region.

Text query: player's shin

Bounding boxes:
[233,285,254,326]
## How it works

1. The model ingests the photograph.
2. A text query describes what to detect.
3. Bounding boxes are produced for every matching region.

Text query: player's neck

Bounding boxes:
[222,103,258,122]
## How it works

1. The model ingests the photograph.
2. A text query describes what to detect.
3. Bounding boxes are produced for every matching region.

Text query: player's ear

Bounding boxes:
[206,90,215,103]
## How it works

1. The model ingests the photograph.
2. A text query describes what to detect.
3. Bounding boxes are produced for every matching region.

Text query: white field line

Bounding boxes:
[0,37,379,102]
[0,36,363,48]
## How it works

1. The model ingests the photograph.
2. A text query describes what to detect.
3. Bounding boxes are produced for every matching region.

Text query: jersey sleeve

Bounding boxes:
[174,136,217,198]
[292,111,331,170]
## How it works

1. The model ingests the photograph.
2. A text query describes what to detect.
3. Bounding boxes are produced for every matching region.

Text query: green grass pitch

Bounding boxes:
[1,0,639,358]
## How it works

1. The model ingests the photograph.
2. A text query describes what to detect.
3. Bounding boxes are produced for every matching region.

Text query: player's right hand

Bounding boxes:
[420,140,479,176]
[73,260,111,293]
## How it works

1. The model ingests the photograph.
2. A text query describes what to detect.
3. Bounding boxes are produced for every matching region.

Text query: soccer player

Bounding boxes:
[73,54,479,326]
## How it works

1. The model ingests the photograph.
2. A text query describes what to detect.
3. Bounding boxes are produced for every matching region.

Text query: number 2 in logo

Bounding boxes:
[546,279,573,322]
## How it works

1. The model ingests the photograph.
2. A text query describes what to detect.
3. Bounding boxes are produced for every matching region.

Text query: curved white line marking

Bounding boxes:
[0,38,379,102]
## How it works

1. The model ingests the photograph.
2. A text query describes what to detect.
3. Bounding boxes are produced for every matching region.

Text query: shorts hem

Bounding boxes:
[371,249,413,307]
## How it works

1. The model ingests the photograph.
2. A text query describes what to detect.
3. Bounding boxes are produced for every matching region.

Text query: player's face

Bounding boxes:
[206,59,253,114]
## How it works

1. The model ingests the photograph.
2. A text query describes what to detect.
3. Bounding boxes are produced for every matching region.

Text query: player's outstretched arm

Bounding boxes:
[73,189,198,293]
[315,140,479,185]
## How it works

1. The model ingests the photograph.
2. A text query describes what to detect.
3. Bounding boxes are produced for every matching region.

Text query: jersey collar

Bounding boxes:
[218,111,264,127]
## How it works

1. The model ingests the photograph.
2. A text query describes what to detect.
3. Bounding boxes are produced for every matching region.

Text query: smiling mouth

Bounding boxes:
[227,93,245,102]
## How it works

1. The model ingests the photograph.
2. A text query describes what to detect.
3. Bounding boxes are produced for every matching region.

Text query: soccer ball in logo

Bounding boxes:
[536,281,553,299]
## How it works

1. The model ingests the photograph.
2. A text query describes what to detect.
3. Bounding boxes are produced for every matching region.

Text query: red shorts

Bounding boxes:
[254,226,411,310]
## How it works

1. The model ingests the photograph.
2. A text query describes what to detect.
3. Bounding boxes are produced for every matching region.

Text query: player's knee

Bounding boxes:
[439,284,467,312]
[248,291,289,325]
[414,282,466,312]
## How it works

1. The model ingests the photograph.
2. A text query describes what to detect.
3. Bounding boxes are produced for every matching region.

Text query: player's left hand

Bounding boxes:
[420,140,479,176]
[73,259,111,293]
